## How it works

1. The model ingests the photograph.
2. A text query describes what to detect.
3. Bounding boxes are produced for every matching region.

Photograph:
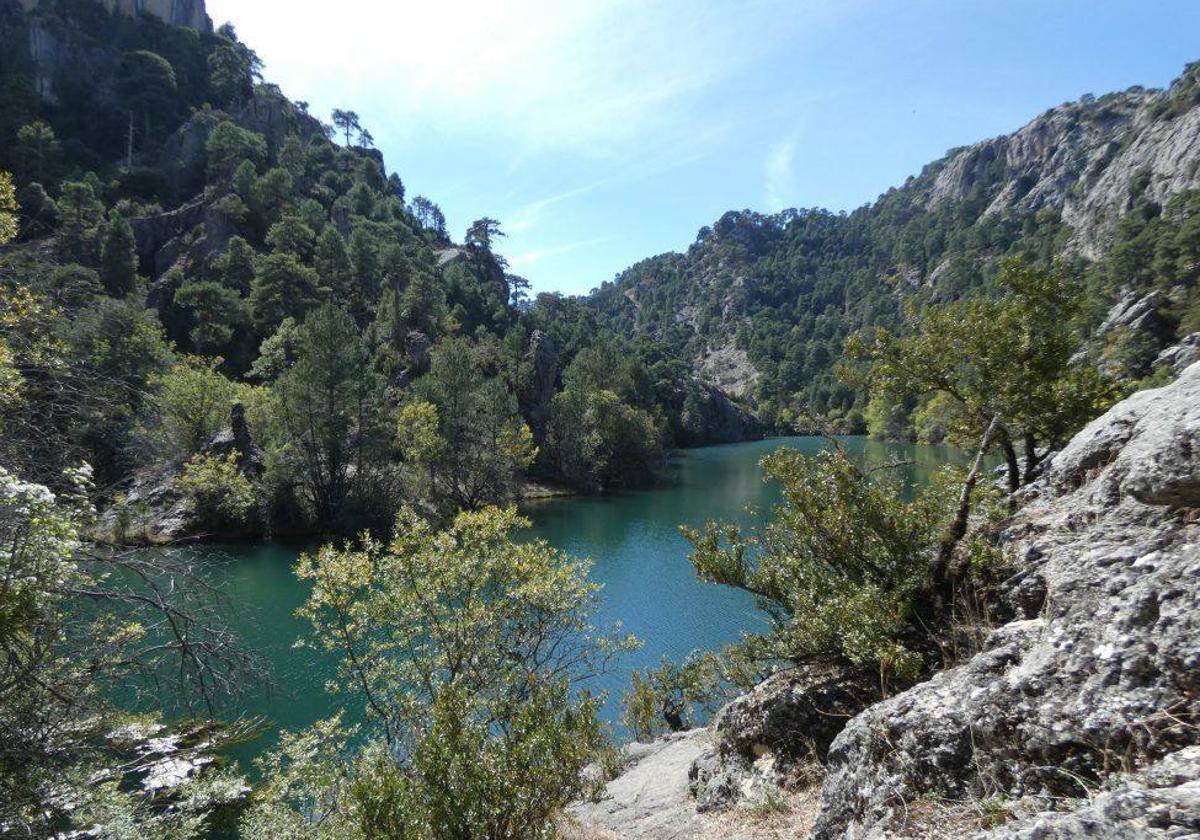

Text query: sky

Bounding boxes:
[205,0,1200,296]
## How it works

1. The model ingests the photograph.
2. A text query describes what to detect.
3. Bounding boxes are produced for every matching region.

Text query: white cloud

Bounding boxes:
[206,0,828,159]
[508,237,610,270]
[764,137,797,211]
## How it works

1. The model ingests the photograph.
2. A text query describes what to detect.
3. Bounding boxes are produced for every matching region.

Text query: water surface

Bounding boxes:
[187,436,961,769]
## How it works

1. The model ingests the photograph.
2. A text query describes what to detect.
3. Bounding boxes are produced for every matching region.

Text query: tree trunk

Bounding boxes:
[126,110,135,169]
[931,414,999,604]
[998,428,1020,493]
[1022,431,1039,485]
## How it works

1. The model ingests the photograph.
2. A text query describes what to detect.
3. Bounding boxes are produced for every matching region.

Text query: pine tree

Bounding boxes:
[99,215,138,297]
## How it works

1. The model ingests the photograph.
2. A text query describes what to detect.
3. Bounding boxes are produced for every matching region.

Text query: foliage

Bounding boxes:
[844,259,1122,487]
[0,170,16,244]
[245,507,630,839]
[400,337,535,512]
[272,304,385,527]
[145,356,236,458]
[178,452,257,531]
[622,653,724,741]
[99,213,138,297]
[683,446,950,688]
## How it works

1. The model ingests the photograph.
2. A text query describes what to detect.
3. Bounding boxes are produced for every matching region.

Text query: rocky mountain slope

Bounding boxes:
[20,0,210,30]
[571,360,1200,839]
[591,64,1200,425]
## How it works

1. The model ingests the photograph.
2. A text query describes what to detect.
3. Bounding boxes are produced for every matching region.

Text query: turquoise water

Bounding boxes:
[183,436,961,770]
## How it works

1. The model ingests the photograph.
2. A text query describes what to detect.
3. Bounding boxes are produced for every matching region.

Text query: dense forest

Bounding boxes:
[2,1,1199,837]
[0,0,763,543]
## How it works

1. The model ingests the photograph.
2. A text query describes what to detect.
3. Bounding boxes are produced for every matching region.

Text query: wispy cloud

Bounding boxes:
[508,237,610,271]
[764,137,797,211]
[207,0,826,159]
[506,179,611,234]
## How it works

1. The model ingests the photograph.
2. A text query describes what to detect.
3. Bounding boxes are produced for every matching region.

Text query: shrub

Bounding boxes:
[178,453,256,531]
[683,446,949,690]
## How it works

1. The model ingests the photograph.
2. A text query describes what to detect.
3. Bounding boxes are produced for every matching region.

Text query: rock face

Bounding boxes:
[812,362,1200,839]
[567,731,714,839]
[1155,332,1200,377]
[925,67,1200,257]
[690,668,877,813]
[981,747,1200,839]
[20,0,211,31]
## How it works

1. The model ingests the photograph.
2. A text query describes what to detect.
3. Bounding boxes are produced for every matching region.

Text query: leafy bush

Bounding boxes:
[683,446,950,689]
[178,452,256,531]
[242,507,635,839]
[622,653,724,741]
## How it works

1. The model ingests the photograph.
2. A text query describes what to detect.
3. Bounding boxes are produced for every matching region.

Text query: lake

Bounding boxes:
[179,436,962,771]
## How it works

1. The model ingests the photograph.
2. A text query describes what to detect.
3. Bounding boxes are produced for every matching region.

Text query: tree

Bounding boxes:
[315,226,353,303]
[546,387,663,491]
[99,214,138,297]
[844,259,1120,490]
[250,252,321,331]
[683,446,950,690]
[206,121,267,183]
[243,507,626,840]
[409,196,447,239]
[398,337,535,513]
[273,305,382,526]
[145,356,237,458]
[216,235,257,295]
[465,217,506,261]
[331,109,362,146]
[207,30,262,107]
[265,215,316,259]
[57,181,105,263]
[14,121,61,186]
[175,280,249,353]
[117,50,177,165]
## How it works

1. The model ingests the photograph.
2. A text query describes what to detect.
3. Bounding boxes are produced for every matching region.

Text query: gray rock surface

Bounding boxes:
[567,731,713,839]
[812,363,1200,839]
[1155,332,1200,377]
[19,0,210,30]
[976,747,1200,839]
[691,668,876,812]
[924,66,1200,257]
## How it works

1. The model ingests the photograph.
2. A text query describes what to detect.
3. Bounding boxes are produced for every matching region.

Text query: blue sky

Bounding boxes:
[205,0,1200,296]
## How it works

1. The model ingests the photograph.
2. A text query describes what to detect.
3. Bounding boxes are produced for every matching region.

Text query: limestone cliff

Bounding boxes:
[19,0,211,31]
[924,65,1200,258]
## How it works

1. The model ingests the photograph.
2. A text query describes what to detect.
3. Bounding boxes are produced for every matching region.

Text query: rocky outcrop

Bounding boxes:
[1155,332,1200,376]
[812,362,1200,839]
[690,668,876,812]
[979,746,1200,839]
[926,65,1200,256]
[20,0,211,31]
[568,731,715,839]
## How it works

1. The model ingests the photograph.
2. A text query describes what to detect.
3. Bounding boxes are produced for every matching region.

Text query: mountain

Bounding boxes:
[591,64,1200,432]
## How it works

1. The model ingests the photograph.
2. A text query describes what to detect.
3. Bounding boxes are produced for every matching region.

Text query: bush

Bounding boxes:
[622,653,724,741]
[178,453,256,531]
[683,446,949,690]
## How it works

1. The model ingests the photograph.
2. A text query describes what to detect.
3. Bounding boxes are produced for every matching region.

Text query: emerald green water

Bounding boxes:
[179,436,962,771]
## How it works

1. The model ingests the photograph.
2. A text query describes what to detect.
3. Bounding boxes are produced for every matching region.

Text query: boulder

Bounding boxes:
[690,667,877,812]
[1155,332,1200,377]
[812,363,1200,839]
[566,730,713,839]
